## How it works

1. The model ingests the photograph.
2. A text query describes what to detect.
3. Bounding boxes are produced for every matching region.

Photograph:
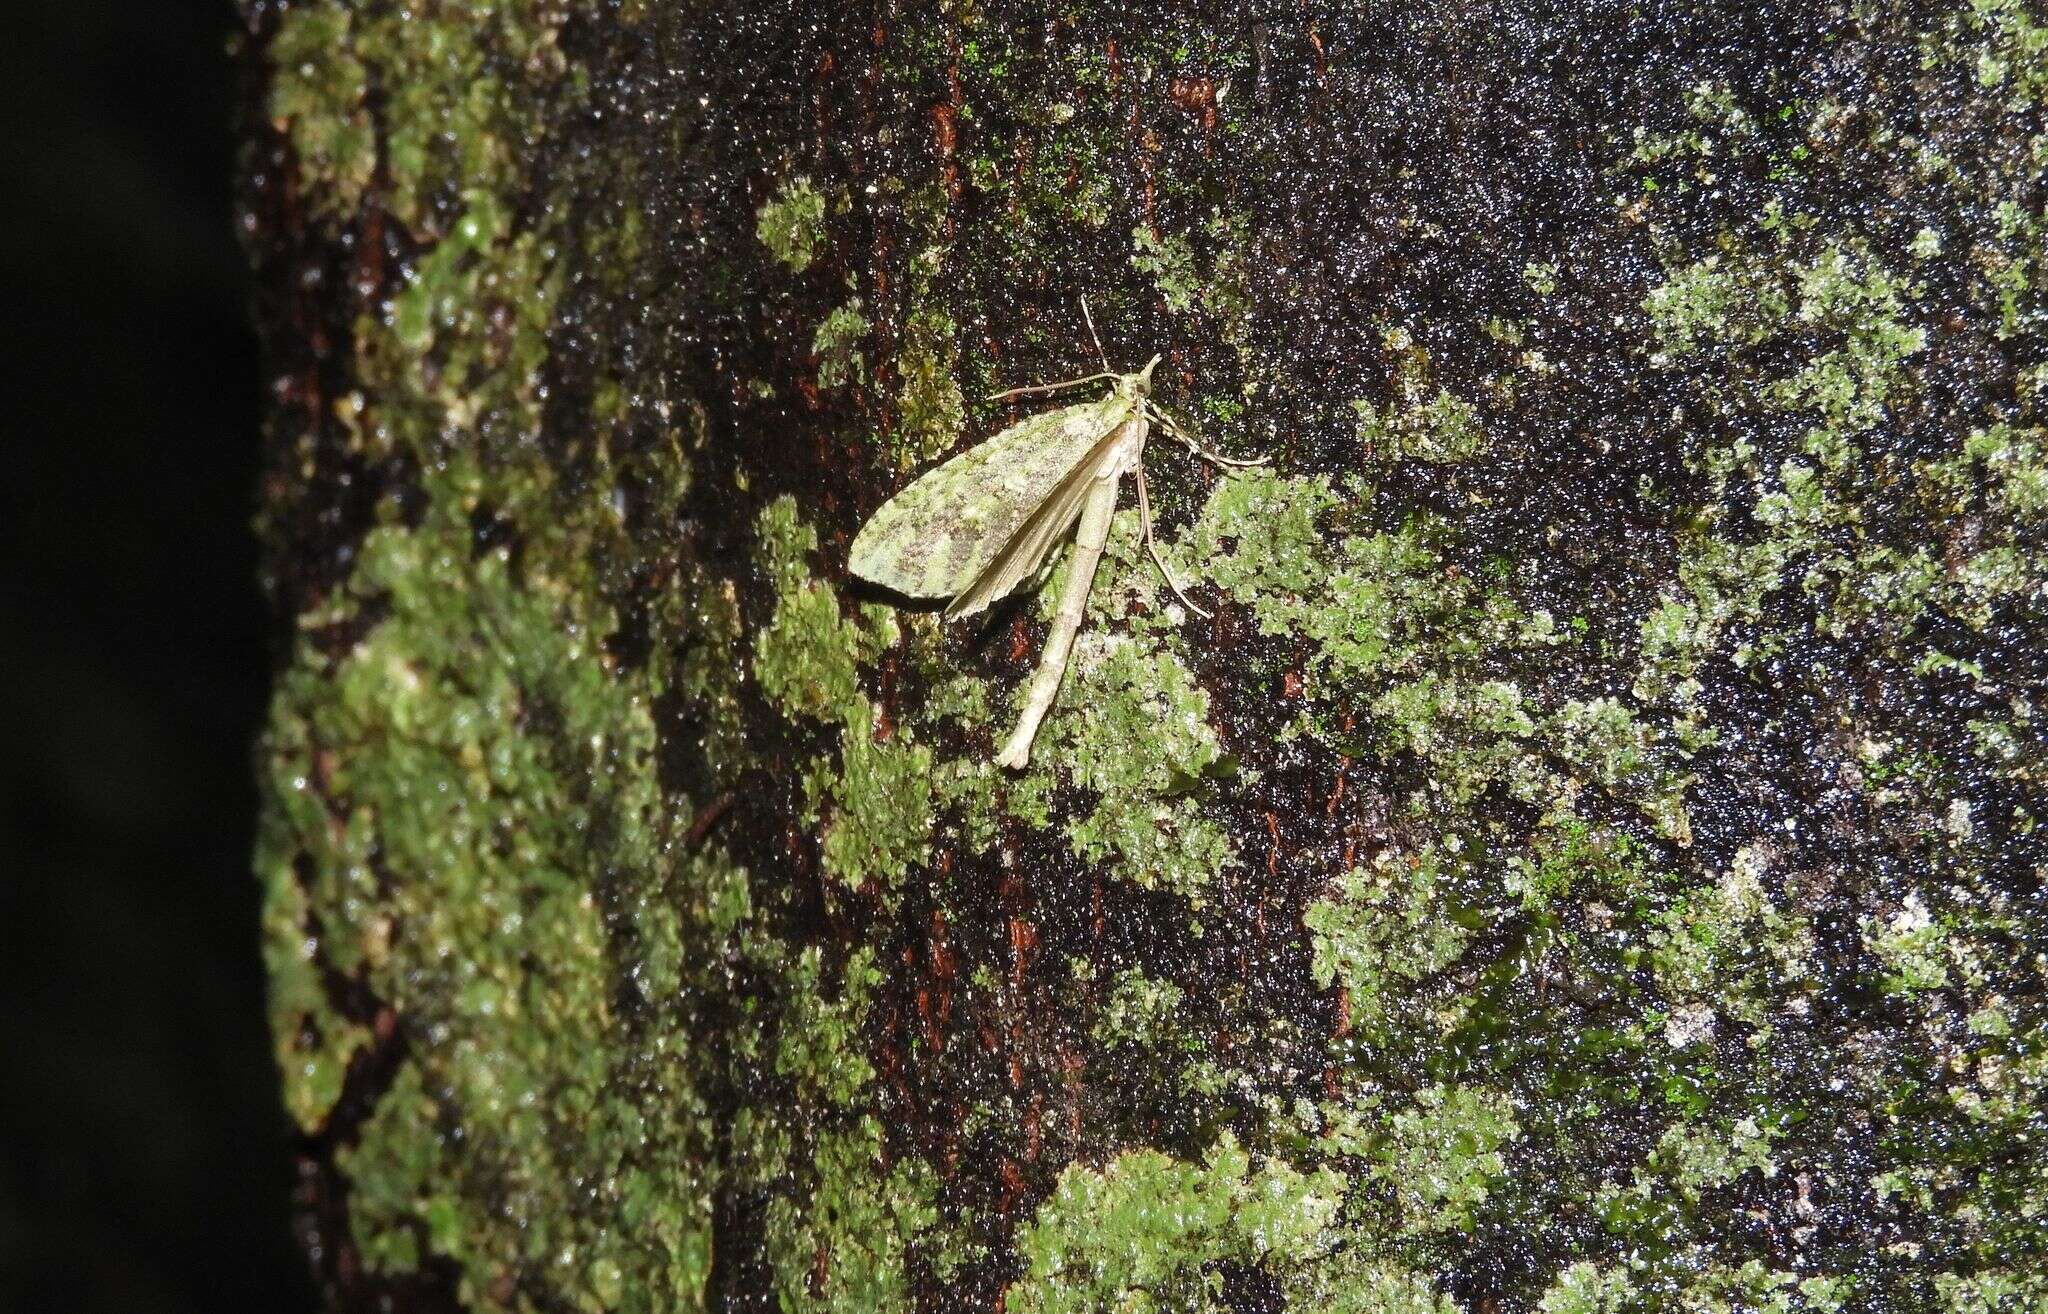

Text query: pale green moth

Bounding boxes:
[849,317,1260,767]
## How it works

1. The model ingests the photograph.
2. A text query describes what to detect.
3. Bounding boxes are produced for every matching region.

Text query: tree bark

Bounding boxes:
[246,2,2048,1310]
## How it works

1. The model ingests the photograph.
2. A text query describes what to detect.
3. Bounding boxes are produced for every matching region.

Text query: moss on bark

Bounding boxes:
[248,1,2048,1309]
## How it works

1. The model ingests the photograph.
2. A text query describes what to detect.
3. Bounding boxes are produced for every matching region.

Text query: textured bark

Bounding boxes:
[247,2,2048,1310]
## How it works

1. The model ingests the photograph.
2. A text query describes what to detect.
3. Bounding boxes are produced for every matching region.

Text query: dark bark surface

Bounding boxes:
[246,2,2048,1310]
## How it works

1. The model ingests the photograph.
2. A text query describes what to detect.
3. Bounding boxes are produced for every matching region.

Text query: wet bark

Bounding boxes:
[247,2,2048,1310]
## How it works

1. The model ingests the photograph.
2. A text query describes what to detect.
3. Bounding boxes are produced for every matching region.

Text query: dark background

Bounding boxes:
[2,2,313,1309]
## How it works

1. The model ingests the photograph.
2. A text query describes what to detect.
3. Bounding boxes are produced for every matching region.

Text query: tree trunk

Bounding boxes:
[245,2,2048,1310]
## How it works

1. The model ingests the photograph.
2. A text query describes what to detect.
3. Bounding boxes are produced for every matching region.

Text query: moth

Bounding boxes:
[849,319,1260,768]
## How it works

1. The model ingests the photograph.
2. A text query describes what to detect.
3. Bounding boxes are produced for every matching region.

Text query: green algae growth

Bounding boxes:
[249,0,2048,1309]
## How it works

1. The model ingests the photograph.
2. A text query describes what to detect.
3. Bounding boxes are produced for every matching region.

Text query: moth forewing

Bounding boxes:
[846,394,1130,605]
[944,414,1138,619]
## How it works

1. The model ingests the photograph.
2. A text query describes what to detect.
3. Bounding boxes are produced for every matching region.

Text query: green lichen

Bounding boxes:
[1006,1134,1346,1314]
[262,0,571,506]
[1374,675,1543,806]
[1352,329,1491,464]
[894,303,968,468]
[1130,225,1202,313]
[382,194,562,445]
[1648,234,1922,426]
[255,471,717,1309]
[1935,1271,2048,1314]
[1024,510,1235,897]
[756,175,828,273]
[1646,843,1816,1039]
[751,498,933,894]
[267,1,560,231]
[1524,261,1562,295]
[1536,1256,1849,1314]
[1009,1130,1474,1314]
[809,702,935,893]
[1018,125,1118,230]
[1641,1114,1781,1203]
[1863,894,1952,995]
[764,1120,943,1314]
[1055,630,1232,896]
[1188,471,1452,692]
[1184,469,1691,843]
[257,1,2048,1306]
[1325,1083,1521,1236]
[812,298,871,390]
[1960,0,2048,111]
[1306,854,1472,1037]
[753,496,892,723]
[1631,226,1952,721]
[252,6,770,1300]
[1770,246,1926,441]
[1131,211,1255,353]
[1352,389,1488,465]
[266,7,373,217]
[733,943,959,1311]
[669,571,750,781]
[1090,966,1190,1050]
[1519,816,1657,909]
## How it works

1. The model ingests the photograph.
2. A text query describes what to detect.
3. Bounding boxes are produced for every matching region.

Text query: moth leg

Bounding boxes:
[988,372,1120,402]
[1148,403,1269,468]
[1136,463,1211,619]
[995,473,1120,769]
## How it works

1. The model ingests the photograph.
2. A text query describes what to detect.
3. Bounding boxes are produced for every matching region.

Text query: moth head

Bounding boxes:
[1121,354,1163,401]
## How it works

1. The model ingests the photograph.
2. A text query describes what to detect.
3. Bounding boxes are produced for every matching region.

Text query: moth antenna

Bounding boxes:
[1080,296,1111,373]
[1150,403,1269,468]
[988,371,1120,401]
[1137,464,1212,619]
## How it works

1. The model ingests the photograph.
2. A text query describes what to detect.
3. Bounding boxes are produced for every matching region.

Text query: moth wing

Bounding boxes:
[944,417,1137,619]
[848,395,1127,601]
